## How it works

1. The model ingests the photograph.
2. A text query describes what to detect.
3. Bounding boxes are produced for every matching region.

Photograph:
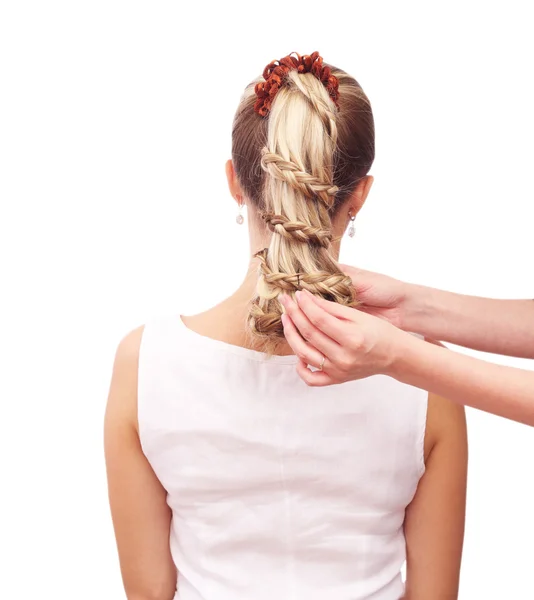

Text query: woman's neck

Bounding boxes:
[182,234,341,355]
[181,256,295,356]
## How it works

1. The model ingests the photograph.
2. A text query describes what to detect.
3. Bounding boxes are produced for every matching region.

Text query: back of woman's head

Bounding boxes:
[231,52,375,352]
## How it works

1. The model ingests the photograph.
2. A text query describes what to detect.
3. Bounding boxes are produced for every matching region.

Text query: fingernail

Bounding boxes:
[279,294,287,306]
[295,290,302,303]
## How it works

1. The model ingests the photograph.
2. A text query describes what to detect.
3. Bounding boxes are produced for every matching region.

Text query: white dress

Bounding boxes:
[138,314,428,600]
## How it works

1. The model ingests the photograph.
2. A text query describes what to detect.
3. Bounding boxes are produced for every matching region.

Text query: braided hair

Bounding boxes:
[231,52,375,351]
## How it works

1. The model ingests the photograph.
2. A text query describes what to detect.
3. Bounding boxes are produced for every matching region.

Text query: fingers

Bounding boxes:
[281,313,325,370]
[296,359,333,387]
[338,263,370,275]
[337,263,362,276]
[336,263,368,287]
[338,263,378,282]
[293,290,352,343]
[304,290,357,321]
[279,294,340,358]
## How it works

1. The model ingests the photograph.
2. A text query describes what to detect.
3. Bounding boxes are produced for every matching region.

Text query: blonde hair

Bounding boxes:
[231,57,375,352]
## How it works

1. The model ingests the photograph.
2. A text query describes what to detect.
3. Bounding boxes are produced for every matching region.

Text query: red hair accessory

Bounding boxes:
[254,51,340,117]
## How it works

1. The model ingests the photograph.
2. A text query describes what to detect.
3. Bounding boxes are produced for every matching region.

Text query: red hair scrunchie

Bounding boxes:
[254,51,340,117]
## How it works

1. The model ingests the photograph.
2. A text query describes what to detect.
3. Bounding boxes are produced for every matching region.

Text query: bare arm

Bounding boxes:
[403,285,534,359]
[392,332,534,426]
[340,265,534,359]
[279,290,534,426]
[104,326,177,600]
[404,393,468,599]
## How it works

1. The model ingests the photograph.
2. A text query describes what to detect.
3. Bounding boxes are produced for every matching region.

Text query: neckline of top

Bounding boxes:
[174,314,300,365]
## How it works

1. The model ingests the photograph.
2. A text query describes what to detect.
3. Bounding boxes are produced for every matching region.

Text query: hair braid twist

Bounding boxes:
[260,149,338,208]
[230,52,375,352]
[261,213,333,248]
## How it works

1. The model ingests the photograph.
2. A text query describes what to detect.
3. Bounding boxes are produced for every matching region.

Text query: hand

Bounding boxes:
[338,264,409,329]
[279,289,406,386]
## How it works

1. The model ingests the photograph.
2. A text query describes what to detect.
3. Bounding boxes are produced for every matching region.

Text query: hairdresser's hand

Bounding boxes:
[338,264,410,329]
[279,289,407,386]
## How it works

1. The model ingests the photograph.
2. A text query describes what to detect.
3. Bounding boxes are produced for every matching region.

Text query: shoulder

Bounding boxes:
[105,324,146,433]
[422,337,467,461]
[111,324,146,391]
[114,324,145,368]
[424,392,467,462]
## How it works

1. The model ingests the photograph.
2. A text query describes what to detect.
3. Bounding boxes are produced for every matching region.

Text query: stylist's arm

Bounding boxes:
[279,289,534,427]
[340,265,534,359]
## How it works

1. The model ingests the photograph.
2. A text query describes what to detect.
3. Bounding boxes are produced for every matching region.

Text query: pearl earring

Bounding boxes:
[348,213,356,238]
[236,201,244,225]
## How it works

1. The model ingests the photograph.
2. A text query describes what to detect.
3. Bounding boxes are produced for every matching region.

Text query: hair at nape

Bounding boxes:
[231,52,375,352]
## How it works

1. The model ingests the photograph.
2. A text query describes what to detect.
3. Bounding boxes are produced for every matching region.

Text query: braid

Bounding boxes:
[247,68,357,350]
[262,213,333,248]
[255,248,353,298]
[260,150,338,207]
[250,249,356,339]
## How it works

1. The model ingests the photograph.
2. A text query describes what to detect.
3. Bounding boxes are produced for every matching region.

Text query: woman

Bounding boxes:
[105,52,468,600]
[280,270,534,426]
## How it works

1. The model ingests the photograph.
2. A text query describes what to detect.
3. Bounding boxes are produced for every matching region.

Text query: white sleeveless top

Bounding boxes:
[138,314,428,600]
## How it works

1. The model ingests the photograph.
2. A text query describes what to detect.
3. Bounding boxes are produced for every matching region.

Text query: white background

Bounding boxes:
[1,1,533,598]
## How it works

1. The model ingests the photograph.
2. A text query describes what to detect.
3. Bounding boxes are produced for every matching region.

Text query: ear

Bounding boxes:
[225,159,244,205]
[347,175,374,216]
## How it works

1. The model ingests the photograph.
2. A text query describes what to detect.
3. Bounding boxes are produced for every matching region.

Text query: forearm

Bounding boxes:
[389,332,534,426]
[403,285,534,358]
[127,595,175,600]
[127,594,175,600]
